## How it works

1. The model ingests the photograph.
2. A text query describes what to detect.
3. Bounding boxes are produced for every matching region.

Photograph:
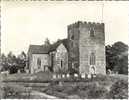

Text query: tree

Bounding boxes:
[44,38,51,46]
[0,51,27,74]
[106,41,128,75]
[17,51,27,73]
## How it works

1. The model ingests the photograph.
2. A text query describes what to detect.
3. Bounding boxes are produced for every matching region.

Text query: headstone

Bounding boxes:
[74,73,78,77]
[30,76,37,80]
[87,74,91,79]
[59,81,63,86]
[53,74,56,79]
[58,74,61,78]
[81,73,85,78]
[93,74,96,78]
[67,74,70,78]
[62,74,65,78]
[26,69,29,74]
[18,69,21,74]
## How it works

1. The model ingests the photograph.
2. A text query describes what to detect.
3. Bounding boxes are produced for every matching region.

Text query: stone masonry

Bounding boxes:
[68,21,106,75]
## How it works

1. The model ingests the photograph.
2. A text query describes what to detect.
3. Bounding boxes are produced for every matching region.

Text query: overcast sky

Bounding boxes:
[1,1,129,55]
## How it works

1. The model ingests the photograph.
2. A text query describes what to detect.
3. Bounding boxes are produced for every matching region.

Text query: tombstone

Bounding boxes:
[62,74,65,78]
[58,74,61,78]
[59,81,63,86]
[66,74,70,78]
[53,74,57,79]
[81,73,85,78]
[74,73,78,77]
[30,76,37,80]
[26,69,29,74]
[87,74,91,79]
[18,69,21,74]
[93,74,96,78]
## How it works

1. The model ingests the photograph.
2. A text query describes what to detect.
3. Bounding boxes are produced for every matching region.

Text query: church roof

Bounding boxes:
[50,39,69,52]
[28,39,69,54]
[28,45,50,54]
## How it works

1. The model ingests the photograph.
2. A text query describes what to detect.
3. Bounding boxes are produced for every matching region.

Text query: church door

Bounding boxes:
[89,52,96,74]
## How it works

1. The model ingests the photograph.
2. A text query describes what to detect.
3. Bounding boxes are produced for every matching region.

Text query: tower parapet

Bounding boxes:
[68,21,106,75]
[68,21,104,30]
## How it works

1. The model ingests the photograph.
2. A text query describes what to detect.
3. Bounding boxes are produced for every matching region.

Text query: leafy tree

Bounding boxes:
[106,41,128,74]
[44,38,51,46]
[16,51,27,73]
[0,51,27,74]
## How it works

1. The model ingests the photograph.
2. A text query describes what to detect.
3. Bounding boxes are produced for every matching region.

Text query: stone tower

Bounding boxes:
[68,21,106,75]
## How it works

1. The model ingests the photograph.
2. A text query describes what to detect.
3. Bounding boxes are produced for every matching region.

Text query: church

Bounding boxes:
[27,21,106,75]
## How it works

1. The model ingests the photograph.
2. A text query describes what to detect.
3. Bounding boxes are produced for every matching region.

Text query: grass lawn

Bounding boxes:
[1,72,128,99]
[39,74,128,99]
[2,71,53,83]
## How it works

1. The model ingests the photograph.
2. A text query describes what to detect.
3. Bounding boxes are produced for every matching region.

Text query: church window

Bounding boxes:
[89,28,95,37]
[90,53,96,65]
[61,60,63,68]
[70,34,74,40]
[37,58,41,69]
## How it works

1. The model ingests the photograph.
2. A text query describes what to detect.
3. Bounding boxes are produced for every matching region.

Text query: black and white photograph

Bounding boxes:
[0,0,128,99]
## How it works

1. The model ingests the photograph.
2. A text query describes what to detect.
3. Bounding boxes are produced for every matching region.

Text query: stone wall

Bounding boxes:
[79,22,106,74]
[30,54,49,74]
[53,43,68,73]
[67,21,106,75]
[67,22,80,72]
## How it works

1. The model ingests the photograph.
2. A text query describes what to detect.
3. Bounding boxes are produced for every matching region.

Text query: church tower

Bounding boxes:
[68,21,106,75]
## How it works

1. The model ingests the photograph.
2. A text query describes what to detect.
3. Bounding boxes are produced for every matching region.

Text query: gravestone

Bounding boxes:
[58,74,61,78]
[81,73,85,78]
[66,74,70,78]
[53,74,57,79]
[62,74,65,78]
[87,74,91,79]
[74,73,78,77]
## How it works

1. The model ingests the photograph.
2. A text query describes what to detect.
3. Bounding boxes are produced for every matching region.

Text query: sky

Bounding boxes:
[1,1,129,55]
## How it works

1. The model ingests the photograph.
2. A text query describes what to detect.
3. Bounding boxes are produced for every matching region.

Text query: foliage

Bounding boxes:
[44,38,51,46]
[106,41,128,74]
[107,79,128,99]
[0,51,27,74]
[2,84,31,99]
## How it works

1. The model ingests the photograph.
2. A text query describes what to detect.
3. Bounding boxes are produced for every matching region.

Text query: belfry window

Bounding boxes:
[89,28,95,37]
[90,53,96,65]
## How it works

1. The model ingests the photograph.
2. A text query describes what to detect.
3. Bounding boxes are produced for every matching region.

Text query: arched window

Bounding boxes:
[61,60,63,68]
[37,58,41,69]
[89,28,95,37]
[71,35,74,40]
[90,53,96,65]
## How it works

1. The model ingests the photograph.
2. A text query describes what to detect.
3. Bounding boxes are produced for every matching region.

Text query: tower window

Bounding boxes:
[90,53,96,65]
[89,28,95,37]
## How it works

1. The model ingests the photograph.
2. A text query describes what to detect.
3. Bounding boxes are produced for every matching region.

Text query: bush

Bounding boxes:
[87,85,108,99]
[2,85,31,99]
[107,79,128,99]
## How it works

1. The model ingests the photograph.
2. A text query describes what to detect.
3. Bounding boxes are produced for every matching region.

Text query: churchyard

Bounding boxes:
[0,71,128,99]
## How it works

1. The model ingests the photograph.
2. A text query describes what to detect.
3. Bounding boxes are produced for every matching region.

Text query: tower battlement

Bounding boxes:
[68,21,104,29]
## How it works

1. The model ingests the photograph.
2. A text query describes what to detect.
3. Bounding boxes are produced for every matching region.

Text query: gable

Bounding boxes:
[56,43,67,53]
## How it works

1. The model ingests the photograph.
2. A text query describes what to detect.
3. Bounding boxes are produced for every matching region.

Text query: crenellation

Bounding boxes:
[68,21,106,75]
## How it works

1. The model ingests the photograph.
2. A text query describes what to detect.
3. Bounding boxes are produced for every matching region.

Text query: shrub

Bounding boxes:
[107,79,128,99]
[2,85,31,99]
[86,83,108,99]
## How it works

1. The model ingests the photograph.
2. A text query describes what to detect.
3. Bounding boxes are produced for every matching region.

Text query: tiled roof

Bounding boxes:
[50,39,69,52]
[28,39,69,54]
[28,45,50,54]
